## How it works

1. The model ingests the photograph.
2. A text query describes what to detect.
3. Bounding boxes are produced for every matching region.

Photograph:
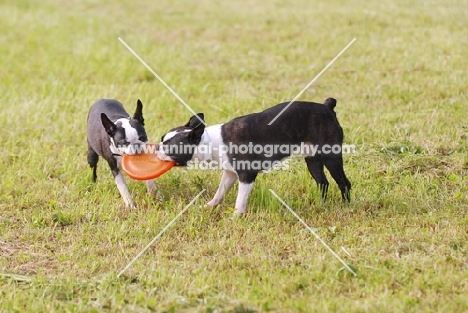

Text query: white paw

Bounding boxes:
[152,190,163,201]
[206,200,219,207]
[147,187,158,196]
[146,181,158,195]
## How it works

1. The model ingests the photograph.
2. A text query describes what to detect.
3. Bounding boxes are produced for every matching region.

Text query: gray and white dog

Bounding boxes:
[87,99,157,207]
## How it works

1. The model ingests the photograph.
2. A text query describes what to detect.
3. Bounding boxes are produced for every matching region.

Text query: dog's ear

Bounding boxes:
[189,121,206,143]
[101,113,116,137]
[133,99,144,125]
[184,113,205,128]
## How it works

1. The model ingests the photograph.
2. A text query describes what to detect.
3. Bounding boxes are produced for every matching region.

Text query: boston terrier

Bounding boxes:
[156,98,351,214]
[87,99,157,208]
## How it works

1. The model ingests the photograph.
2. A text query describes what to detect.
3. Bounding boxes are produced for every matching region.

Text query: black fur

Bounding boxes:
[160,98,351,203]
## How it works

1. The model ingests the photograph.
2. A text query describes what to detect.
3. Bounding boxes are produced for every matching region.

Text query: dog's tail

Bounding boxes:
[324,97,337,111]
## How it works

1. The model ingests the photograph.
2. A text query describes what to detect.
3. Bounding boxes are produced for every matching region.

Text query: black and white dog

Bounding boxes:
[87,99,157,208]
[156,98,351,214]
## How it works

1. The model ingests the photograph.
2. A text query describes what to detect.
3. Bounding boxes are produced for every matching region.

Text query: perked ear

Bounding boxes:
[188,122,206,143]
[184,113,205,128]
[133,99,144,125]
[101,113,117,137]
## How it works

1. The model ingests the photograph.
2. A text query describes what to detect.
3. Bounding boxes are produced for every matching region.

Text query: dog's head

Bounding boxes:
[101,99,148,155]
[157,113,205,166]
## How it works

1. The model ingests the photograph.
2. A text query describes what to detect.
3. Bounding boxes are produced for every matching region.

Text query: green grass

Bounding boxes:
[1,0,468,311]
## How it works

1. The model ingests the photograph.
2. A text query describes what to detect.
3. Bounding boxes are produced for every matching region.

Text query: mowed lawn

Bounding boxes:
[1,0,468,312]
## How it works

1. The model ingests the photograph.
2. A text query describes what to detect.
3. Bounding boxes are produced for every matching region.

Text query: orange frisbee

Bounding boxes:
[121,145,175,180]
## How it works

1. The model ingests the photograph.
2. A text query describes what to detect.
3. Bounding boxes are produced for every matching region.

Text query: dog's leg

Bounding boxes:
[108,158,135,208]
[145,180,163,200]
[305,156,329,204]
[323,155,351,202]
[87,145,99,182]
[233,172,257,214]
[145,180,157,195]
[114,172,135,208]
[207,170,238,207]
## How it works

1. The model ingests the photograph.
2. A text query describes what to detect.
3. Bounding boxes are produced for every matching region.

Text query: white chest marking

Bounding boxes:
[191,124,235,173]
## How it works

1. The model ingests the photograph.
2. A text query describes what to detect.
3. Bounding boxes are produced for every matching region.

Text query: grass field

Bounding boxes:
[1,0,468,312]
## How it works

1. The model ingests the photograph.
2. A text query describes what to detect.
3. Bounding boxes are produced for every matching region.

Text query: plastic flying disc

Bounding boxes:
[121,145,175,180]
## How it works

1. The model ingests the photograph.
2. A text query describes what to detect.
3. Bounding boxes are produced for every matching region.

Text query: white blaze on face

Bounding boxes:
[158,129,192,161]
[115,118,138,143]
[162,130,178,142]
[162,129,191,142]
[115,118,141,155]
